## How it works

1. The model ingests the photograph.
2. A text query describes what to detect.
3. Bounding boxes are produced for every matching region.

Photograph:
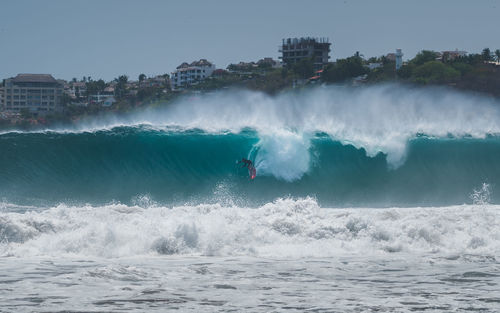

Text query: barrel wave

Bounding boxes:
[1,126,500,207]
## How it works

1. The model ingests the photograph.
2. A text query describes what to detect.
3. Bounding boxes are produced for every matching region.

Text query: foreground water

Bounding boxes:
[1,199,499,312]
[1,85,500,311]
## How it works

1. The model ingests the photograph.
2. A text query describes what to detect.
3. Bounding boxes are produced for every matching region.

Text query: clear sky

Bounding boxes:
[1,0,499,81]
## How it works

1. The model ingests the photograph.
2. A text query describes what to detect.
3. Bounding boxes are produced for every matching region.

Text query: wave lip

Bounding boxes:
[1,198,499,259]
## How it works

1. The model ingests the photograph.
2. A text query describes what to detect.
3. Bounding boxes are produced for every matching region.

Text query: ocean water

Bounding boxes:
[1,85,500,312]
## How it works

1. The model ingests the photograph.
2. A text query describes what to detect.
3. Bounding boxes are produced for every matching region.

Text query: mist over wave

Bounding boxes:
[42,84,500,166]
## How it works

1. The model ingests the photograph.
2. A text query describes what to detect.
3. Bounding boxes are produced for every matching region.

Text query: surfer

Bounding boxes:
[238,158,257,179]
[239,158,253,168]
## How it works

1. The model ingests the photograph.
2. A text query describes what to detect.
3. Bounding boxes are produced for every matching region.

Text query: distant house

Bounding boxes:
[139,75,170,88]
[439,49,467,61]
[257,57,281,68]
[69,82,87,99]
[103,85,115,95]
[170,59,216,90]
[1,74,63,115]
[89,94,116,107]
[227,61,257,72]
[385,49,403,70]
[102,96,116,107]
[367,62,382,70]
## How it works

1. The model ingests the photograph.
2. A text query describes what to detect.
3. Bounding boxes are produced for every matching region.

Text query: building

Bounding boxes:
[367,62,382,70]
[257,57,281,68]
[279,37,331,70]
[440,49,467,61]
[69,81,87,99]
[395,49,403,70]
[1,74,63,115]
[170,59,215,90]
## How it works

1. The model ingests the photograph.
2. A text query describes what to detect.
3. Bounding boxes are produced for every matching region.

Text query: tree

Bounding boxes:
[495,49,500,62]
[481,48,492,61]
[412,61,460,84]
[291,57,315,78]
[138,73,146,82]
[115,75,129,98]
[322,53,367,83]
[86,79,106,97]
[411,50,439,66]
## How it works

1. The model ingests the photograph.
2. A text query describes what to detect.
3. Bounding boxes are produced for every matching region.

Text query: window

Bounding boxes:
[20,95,26,99]
[13,95,19,99]
[21,89,26,94]
[13,89,19,93]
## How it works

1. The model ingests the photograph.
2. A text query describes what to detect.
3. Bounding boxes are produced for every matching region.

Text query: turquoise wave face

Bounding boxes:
[1,126,499,207]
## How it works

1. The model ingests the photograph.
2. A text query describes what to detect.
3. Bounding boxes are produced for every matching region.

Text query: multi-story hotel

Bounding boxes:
[279,37,331,70]
[170,59,215,90]
[1,74,63,115]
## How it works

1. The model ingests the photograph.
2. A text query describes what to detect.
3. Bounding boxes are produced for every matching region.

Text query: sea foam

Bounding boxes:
[1,198,499,259]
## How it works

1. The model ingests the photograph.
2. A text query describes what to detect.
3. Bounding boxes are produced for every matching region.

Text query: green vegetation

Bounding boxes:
[322,52,367,83]
[3,47,500,131]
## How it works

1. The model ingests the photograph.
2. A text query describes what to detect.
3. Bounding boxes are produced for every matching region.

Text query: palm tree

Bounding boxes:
[481,48,492,61]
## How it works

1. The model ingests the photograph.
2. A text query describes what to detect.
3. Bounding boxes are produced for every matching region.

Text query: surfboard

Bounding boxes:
[249,167,256,180]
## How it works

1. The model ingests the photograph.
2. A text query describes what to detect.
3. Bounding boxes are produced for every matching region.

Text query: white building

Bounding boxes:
[69,82,87,99]
[170,59,215,90]
[395,49,403,70]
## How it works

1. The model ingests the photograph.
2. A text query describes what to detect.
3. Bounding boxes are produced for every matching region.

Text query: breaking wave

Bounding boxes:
[1,198,499,258]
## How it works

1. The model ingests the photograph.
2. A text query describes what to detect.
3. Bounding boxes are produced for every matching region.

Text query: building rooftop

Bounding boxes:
[176,62,190,69]
[12,74,58,84]
[190,59,213,67]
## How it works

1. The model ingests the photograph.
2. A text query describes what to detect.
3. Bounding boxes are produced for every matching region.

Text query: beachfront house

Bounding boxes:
[170,59,216,90]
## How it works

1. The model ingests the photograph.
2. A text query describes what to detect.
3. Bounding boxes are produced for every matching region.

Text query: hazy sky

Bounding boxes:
[1,0,499,81]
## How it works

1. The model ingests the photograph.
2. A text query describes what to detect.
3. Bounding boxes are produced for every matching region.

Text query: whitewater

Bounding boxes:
[1,84,500,312]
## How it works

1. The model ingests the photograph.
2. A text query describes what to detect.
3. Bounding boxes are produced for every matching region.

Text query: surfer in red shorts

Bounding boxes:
[239,158,257,179]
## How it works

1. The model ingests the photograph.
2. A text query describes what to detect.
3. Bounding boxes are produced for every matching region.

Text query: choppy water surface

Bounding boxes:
[1,254,499,312]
